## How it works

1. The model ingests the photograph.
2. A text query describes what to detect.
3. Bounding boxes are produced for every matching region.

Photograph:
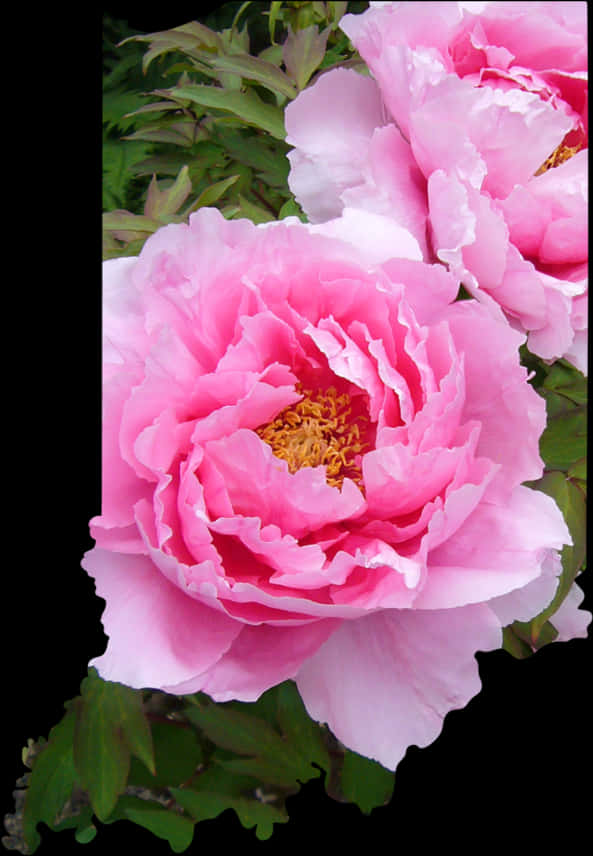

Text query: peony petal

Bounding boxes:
[168,619,341,701]
[285,68,385,223]
[416,486,570,609]
[82,548,241,689]
[296,605,501,770]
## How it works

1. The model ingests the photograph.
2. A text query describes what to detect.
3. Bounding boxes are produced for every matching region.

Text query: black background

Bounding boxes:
[4,4,590,853]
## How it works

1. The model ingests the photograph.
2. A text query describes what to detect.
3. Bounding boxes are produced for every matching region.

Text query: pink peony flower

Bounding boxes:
[84,206,585,771]
[286,1,588,373]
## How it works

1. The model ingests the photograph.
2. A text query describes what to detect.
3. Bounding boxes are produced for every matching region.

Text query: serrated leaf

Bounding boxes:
[22,708,79,852]
[73,669,155,821]
[170,788,288,840]
[283,25,331,90]
[231,796,288,840]
[166,84,286,139]
[128,721,203,790]
[339,749,395,815]
[123,806,195,853]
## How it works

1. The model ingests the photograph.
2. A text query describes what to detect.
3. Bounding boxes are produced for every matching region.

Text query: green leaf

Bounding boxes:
[275,681,330,774]
[207,53,297,99]
[282,25,331,90]
[128,720,203,790]
[122,22,224,73]
[123,806,195,853]
[568,457,587,480]
[339,749,395,815]
[73,669,155,822]
[74,823,97,844]
[186,173,240,213]
[186,698,294,764]
[235,193,276,223]
[528,471,587,638]
[539,404,586,470]
[542,360,587,404]
[278,197,308,221]
[23,707,79,852]
[102,210,161,235]
[170,787,288,840]
[185,696,311,784]
[144,166,192,220]
[214,756,303,789]
[165,84,286,139]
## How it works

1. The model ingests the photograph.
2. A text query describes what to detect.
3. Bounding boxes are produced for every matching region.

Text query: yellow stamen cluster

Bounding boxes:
[256,386,369,490]
[535,142,583,175]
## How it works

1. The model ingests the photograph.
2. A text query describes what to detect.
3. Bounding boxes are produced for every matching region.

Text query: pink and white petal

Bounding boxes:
[103,257,151,366]
[416,486,570,609]
[486,548,562,625]
[82,548,241,690]
[285,68,385,223]
[166,619,341,701]
[550,580,592,642]
[309,207,423,268]
[340,125,429,257]
[296,604,501,770]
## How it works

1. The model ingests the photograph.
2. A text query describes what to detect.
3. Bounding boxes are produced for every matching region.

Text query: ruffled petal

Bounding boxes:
[296,605,501,770]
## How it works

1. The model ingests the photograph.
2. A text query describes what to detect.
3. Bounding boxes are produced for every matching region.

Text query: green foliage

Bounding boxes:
[339,749,395,814]
[11,671,394,851]
[22,707,80,851]
[504,357,587,659]
[102,2,362,259]
[72,669,155,821]
[538,361,587,470]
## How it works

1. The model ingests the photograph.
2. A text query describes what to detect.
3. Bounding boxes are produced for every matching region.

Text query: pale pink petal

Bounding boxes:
[82,548,241,689]
[416,487,570,609]
[487,549,562,625]
[285,68,385,223]
[168,620,341,701]
[296,605,501,770]
[550,580,592,642]
[309,207,423,266]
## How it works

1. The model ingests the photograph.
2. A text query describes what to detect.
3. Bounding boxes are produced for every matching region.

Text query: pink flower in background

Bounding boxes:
[84,206,584,771]
[286,1,588,372]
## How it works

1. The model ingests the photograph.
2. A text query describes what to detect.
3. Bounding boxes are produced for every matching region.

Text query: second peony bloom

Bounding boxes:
[86,206,573,771]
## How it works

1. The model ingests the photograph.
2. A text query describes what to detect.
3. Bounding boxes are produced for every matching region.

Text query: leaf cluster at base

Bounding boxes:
[4,670,394,853]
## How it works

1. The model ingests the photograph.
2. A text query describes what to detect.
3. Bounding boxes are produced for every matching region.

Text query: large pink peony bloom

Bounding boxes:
[85,206,583,770]
[286,1,588,373]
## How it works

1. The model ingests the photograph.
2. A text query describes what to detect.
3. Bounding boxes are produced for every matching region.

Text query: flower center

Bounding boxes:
[535,141,584,175]
[256,386,370,490]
